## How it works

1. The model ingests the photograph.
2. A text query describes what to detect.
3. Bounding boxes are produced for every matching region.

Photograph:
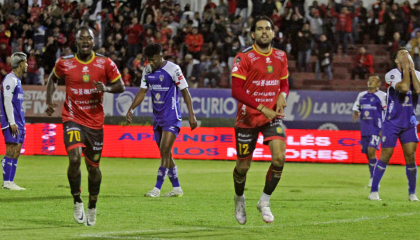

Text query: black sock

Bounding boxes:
[88,177,101,209]
[233,168,246,196]
[263,164,284,195]
[68,174,82,203]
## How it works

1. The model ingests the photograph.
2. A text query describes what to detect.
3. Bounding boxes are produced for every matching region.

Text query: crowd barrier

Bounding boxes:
[1,124,418,165]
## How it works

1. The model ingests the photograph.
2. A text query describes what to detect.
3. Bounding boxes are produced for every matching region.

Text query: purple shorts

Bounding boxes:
[153,125,180,145]
[2,127,25,144]
[361,135,380,154]
[381,123,419,148]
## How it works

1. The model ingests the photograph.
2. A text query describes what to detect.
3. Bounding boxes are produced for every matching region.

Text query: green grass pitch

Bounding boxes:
[1,156,419,239]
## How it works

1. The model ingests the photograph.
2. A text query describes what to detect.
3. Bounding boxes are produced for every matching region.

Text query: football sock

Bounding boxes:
[9,158,17,182]
[406,163,417,195]
[2,157,13,182]
[68,174,82,203]
[88,196,97,209]
[368,158,377,178]
[233,167,246,196]
[155,166,168,190]
[371,160,387,193]
[263,164,284,195]
[168,166,180,188]
[260,193,271,202]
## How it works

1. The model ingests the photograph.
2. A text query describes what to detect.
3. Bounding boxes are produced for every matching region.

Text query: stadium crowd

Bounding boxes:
[1,0,420,87]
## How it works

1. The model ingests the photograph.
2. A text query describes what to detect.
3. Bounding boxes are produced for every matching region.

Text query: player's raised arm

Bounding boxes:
[394,50,411,93]
[45,70,59,116]
[181,88,197,130]
[126,88,148,123]
[409,58,420,95]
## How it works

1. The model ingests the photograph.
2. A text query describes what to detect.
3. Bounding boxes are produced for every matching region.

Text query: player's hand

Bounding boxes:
[10,124,19,136]
[276,94,287,119]
[93,81,109,92]
[352,111,359,122]
[261,107,282,120]
[189,115,197,130]
[126,109,133,123]
[45,103,57,116]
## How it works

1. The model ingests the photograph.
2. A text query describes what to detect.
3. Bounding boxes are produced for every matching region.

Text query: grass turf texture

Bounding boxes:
[1,156,419,240]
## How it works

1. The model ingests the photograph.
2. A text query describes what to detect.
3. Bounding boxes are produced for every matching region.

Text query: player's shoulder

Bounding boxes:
[94,52,108,59]
[358,90,368,98]
[374,90,387,98]
[385,68,401,82]
[271,47,287,58]
[3,73,18,83]
[59,54,76,60]
[242,45,253,54]
[162,60,182,76]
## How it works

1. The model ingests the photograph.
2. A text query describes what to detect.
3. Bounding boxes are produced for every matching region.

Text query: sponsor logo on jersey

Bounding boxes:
[266,57,271,63]
[275,50,284,57]
[232,66,238,72]
[96,58,106,64]
[82,66,89,73]
[64,60,73,66]
[248,53,255,58]
[267,66,273,73]
[178,75,184,80]
[159,75,164,81]
[83,74,90,82]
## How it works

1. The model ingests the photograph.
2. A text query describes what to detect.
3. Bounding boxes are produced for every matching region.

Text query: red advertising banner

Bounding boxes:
[0,124,418,165]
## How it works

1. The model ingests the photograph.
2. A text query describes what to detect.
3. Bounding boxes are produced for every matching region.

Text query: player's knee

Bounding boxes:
[236,163,250,174]
[159,146,171,157]
[5,146,16,158]
[404,152,416,164]
[272,153,285,167]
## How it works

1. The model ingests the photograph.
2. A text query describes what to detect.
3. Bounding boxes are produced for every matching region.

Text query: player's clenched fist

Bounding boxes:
[45,103,57,116]
[126,109,133,123]
[189,115,197,130]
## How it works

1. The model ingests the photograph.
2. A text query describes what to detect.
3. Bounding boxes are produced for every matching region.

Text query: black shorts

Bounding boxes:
[63,121,104,167]
[235,118,286,160]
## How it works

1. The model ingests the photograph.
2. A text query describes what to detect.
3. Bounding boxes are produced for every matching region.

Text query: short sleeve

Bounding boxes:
[231,52,249,80]
[385,69,402,89]
[280,56,289,80]
[172,64,188,90]
[106,58,121,83]
[53,58,65,79]
[352,92,363,112]
[2,75,17,97]
[140,66,150,89]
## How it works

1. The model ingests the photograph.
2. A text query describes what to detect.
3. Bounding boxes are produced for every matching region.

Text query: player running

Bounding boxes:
[1,52,27,190]
[369,47,420,201]
[352,75,386,187]
[126,43,197,198]
[230,16,289,224]
[45,26,125,225]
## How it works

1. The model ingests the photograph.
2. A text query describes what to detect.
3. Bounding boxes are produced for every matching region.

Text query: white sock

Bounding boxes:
[173,186,182,192]
[236,194,245,201]
[260,193,270,202]
[3,181,10,185]
[153,187,161,192]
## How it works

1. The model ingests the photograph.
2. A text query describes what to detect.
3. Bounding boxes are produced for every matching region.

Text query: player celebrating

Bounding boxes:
[1,52,27,190]
[45,26,125,225]
[369,47,420,201]
[126,43,197,198]
[230,16,289,224]
[352,75,386,187]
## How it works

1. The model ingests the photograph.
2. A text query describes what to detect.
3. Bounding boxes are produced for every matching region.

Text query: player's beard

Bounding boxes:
[255,38,272,49]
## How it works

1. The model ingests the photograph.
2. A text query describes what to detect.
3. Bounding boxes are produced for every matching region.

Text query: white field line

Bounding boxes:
[78,212,418,239]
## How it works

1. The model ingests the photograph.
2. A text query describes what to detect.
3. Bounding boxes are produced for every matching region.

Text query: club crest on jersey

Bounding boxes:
[370,97,374,102]
[93,153,100,161]
[83,74,90,82]
[235,57,241,63]
[276,127,283,134]
[364,111,369,117]
[159,75,164,81]
[155,93,161,100]
[405,96,409,103]
[390,75,394,79]
[6,85,10,90]
[267,66,273,73]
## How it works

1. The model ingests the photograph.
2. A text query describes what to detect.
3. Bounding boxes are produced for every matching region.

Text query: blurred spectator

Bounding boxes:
[33,21,45,52]
[121,67,132,86]
[43,35,58,75]
[185,27,203,59]
[161,0,175,14]
[296,25,312,72]
[262,0,276,17]
[306,8,323,40]
[407,31,420,70]
[204,58,223,88]
[387,32,405,61]
[384,3,404,43]
[125,17,144,58]
[330,4,359,56]
[0,42,12,62]
[12,37,24,54]
[26,49,40,85]
[183,54,201,88]
[0,23,11,45]
[351,47,373,80]
[235,0,248,22]
[314,34,333,80]
[0,56,12,79]
[215,0,229,18]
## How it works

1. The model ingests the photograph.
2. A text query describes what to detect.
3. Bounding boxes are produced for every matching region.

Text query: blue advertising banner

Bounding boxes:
[106,88,420,124]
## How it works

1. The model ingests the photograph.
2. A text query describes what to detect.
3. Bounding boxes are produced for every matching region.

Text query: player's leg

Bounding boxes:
[145,126,167,197]
[160,130,183,197]
[63,122,86,223]
[233,127,258,225]
[400,126,419,201]
[257,119,286,223]
[82,126,104,226]
[2,143,17,189]
[9,127,26,189]
[366,135,380,187]
[2,126,25,190]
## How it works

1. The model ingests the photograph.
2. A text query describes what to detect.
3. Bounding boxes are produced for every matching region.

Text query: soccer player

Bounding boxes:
[352,75,386,187]
[125,43,197,198]
[230,16,289,224]
[369,47,420,201]
[1,52,27,190]
[45,26,125,226]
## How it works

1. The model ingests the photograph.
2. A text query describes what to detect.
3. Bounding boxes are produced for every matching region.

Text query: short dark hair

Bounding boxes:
[143,43,162,58]
[393,47,408,61]
[250,15,274,33]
